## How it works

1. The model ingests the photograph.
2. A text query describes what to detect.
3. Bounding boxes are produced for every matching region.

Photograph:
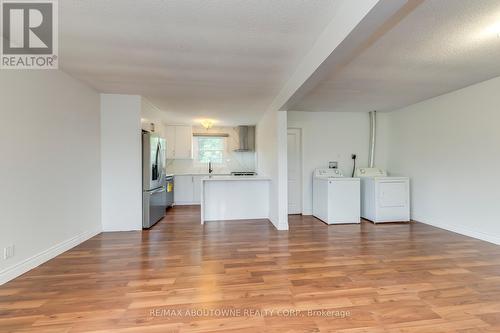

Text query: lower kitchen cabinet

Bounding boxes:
[192,176,203,203]
[174,175,203,205]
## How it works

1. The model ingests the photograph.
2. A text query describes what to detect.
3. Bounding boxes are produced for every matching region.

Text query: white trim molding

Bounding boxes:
[276,111,289,230]
[302,209,313,216]
[416,218,500,245]
[0,229,101,285]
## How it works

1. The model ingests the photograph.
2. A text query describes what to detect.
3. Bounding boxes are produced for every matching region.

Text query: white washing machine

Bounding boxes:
[312,168,360,224]
[354,168,410,223]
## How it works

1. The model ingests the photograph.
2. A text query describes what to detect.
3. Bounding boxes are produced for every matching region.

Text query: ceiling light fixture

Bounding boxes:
[200,119,214,130]
[484,21,500,38]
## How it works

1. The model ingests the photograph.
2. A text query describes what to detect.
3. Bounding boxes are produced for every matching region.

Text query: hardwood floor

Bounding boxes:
[1,206,500,332]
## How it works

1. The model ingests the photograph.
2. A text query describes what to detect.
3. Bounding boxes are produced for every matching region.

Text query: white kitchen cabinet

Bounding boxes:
[174,126,193,159]
[192,176,203,203]
[165,125,193,159]
[174,175,194,205]
[164,126,176,159]
[174,175,203,205]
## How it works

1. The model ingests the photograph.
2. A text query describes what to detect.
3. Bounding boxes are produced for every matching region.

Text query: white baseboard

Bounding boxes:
[267,216,289,231]
[302,209,312,216]
[416,218,500,245]
[0,228,102,285]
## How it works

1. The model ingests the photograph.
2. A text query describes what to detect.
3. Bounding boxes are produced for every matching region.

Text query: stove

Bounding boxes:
[231,171,257,176]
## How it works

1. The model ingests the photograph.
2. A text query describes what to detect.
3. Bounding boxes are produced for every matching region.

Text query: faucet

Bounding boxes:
[208,161,213,174]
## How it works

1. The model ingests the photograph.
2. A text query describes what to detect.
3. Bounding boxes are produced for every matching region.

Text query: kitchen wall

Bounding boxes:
[288,111,383,215]
[0,70,102,284]
[166,126,256,174]
[256,110,288,230]
[101,94,142,232]
[378,76,500,245]
[139,101,257,174]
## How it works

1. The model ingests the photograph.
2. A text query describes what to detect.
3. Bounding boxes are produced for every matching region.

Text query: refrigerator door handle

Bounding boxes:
[154,142,161,180]
[151,187,166,194]
[159,141,164,181]
[161,139,166,180]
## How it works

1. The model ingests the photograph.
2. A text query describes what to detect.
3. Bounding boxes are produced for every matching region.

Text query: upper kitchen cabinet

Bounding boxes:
[164,126,175,158]
[164,125,193,159]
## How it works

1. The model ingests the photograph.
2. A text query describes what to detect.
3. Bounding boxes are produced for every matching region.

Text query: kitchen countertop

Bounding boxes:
[201,175,271,181]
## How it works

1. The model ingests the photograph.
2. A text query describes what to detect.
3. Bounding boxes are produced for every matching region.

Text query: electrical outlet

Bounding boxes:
[3,245,15,260]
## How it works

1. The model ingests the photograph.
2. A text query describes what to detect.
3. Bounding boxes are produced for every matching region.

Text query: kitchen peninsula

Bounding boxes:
[200,176,271,223]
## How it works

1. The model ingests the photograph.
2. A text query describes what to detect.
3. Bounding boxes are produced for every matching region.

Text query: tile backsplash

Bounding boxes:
[166,126,256,175]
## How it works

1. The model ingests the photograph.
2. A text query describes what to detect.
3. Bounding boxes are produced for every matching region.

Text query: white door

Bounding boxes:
[287,128,302,214]
[192,175,203,204]
[174,175,194,204]
[164,125,176,159]
[174,126,193,159]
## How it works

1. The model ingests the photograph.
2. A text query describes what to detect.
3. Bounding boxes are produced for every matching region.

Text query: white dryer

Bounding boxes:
[313,168,360,224]
[354,168,410,223]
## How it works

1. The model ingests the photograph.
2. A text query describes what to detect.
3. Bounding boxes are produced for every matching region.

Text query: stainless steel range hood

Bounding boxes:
[234,126,255,152]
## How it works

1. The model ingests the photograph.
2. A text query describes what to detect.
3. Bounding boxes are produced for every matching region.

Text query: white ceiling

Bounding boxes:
[59,0,341,125]
[290,0,500,112]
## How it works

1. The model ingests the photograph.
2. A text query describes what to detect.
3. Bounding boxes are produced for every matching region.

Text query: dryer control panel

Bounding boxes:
[354,168,387,177]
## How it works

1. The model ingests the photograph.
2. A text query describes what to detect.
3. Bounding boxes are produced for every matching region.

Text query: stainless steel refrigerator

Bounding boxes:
[142,131,167,228]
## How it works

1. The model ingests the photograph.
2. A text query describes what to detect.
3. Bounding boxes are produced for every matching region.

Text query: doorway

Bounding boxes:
[287,128,302,214]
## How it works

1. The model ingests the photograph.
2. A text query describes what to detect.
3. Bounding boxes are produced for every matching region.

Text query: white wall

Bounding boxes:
[256,110,288,230]
[101,94,142,232]
[288,111,380,214]
[380,76,500,245]
[0,71,102,285]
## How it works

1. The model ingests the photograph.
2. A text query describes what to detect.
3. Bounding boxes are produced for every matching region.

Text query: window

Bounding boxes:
[195,136,226,163]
